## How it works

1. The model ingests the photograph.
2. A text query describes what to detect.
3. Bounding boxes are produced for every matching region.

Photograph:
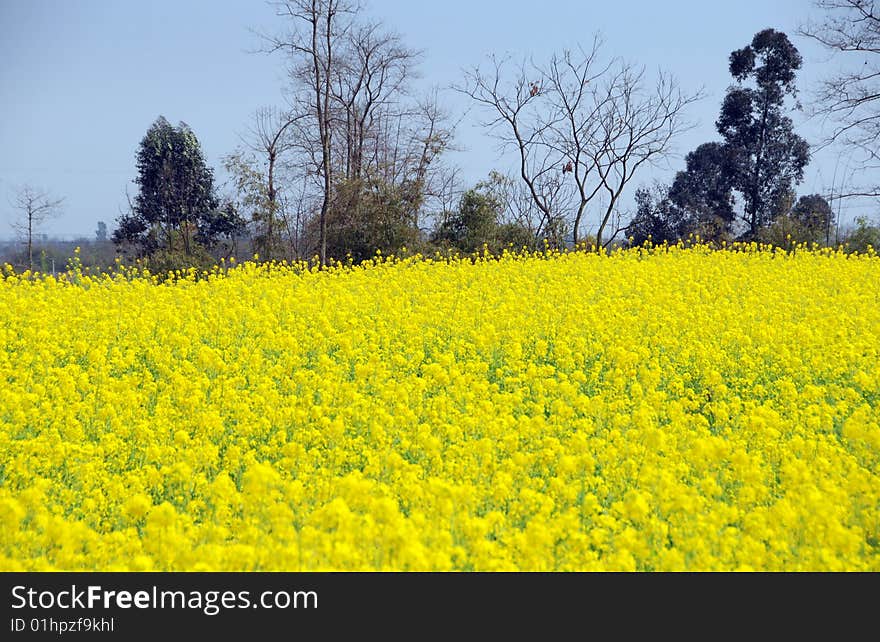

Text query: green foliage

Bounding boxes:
[667,143,737,241]
[433,188,503,253]
[223,152,279,259]
[114,117,239,261]
[314,177,424,263]
[754,194,834,248]
[755,215,817,249]
[432,178,535,255]
[495,222,535,251]
[629,184,682,246]
[540,217,569,251]
[790,194,834,242]
[843,216,880,254]
[717,29,810,237]
[141,232,219,274]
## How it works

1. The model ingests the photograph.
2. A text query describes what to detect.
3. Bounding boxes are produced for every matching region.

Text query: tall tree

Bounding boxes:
[716,29,810,238]
[114,117,223,258]
[264,0,358,265]
[260,2,453,263]
[9,185,63,271]
[800,1,880,198]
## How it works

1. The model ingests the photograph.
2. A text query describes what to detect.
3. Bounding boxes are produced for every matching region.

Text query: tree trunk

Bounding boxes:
[267,150,277,258]
[27,209,33,271]
[321,7,334,266]
[310,6,334,266]
[749,98,771,237]
[573,200,587,248]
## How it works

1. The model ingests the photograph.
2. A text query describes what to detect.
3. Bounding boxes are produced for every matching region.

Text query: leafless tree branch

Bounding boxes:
[9,184,64,271]
[455,38,702,249]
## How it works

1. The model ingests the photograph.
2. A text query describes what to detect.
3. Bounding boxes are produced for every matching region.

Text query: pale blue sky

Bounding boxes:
[0,0,875,238]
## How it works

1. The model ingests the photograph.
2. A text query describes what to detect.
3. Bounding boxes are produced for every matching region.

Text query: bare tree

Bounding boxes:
[472,170,559,248]
[584,67,699,248]
[801,0,880,198]
[259,1,457,262]
[226,107,305,259]
[424,163,464,237]
[263,0,358,264]
[372,91,455,229]
[541,41,614,246]
[325,19,437,234]
[456,55,572,245]
[10,185,63,271]
[252,107,303,257]
[331,22,419,181]
[456,40,700,249]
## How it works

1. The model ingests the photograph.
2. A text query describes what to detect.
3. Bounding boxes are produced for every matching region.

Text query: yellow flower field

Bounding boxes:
[0,245,878,571]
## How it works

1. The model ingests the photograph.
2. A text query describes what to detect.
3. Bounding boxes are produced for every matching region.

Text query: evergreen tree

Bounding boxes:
[114,117,229,259]
[717,29,810,237]
[667,143,737,241]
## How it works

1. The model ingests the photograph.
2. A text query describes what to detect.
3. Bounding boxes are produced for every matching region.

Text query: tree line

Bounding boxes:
[7,1,880,271]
